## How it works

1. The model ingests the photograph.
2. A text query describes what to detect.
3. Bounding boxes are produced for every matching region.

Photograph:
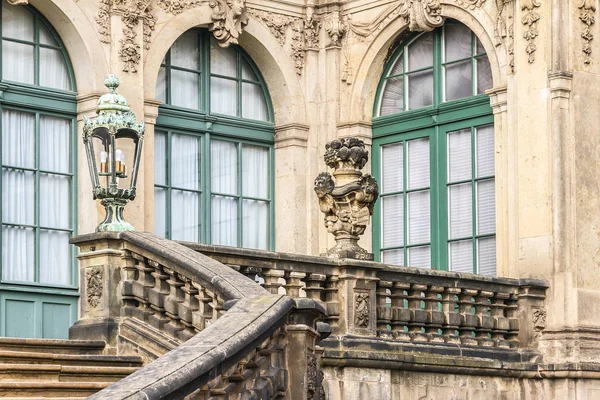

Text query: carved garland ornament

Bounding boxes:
[521,0,541,64]
[579,0,597,64]
[156,0,200,14]
[494,0,515,73]
[354,293,370,327]
[454,0,486,10]
[86,267,103,308]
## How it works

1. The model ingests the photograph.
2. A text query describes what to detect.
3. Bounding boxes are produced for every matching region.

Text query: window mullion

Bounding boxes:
[403,140,408,265]
[204,132,211,244]
[34,112,40,283]
[198,134,203,243]
[433,29,442,106]
[34,15,40,86]
[471,126,477,274]
[166,131,172,239]
[237,142,242,247]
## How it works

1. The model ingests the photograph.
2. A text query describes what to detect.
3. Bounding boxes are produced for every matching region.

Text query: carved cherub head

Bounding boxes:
[226,0,245,16]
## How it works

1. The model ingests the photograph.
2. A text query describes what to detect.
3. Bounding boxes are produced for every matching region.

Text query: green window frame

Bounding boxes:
[0,1,78,291]
[155,29,275,250]
[372,22,496,275]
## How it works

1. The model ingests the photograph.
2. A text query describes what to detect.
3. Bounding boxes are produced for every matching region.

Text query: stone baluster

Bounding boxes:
[324,275,340,333]
[192,283,213,332]
[163,267,185,337]
[441,287,461,344]
[505,292,520,348]
[120,250,137,317]
[284,271,306,298]
[458,289,479,345]
[303,273,326,302]
[147,264,170,330]
[132,254,155,322]
[376,281,392,338]
[391,282,410,341]
[262,269,285,294]
[474,290,495,346]
[179,277,200,341]
[407,284,428,341]
[491,292,510,348]
[424,285,444,343]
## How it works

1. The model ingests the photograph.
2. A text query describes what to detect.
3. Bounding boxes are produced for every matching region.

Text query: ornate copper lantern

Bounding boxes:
[82,75,144,232]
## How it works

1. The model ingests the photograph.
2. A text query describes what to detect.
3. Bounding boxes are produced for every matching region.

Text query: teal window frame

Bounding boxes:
[0,2,78,292]
[372,23,495,274]
[155,29,275,250]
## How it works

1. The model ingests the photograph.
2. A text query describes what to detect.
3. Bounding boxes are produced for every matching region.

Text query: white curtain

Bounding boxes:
[154,131,167,237]
[210,38,238,116]
[39,116,71,285]
[39,48,70,91]
[242,83,267,121]
[241,145,268,249]
[2,0,34,85]
[171,134,200,241]
[211,140,237,246]
[2,110,35,282]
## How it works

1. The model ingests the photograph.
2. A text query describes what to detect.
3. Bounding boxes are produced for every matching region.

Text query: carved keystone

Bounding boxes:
[315,137,379,260]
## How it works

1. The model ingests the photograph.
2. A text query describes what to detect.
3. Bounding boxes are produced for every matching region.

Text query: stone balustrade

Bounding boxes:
[181,242,547,353]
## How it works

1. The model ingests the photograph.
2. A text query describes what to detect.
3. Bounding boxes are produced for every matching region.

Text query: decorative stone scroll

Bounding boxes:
[521,0,541,64]
[314,138,379,260]
[156,0,200,14]
[399,0,445,32]
[579,0,596,64]
[209,0,248,47]
[86,267,103,308]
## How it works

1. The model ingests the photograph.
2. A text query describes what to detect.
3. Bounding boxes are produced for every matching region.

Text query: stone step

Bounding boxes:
[0,338,107,355]
[0,382,109,398]
[0,351,143,367]
[0,363,138,382]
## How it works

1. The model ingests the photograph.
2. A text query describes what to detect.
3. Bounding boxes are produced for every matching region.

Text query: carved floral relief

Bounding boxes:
[521,0,541,63]
[354,292,370,327]
[579,0,597,64]
[86,267,103,308]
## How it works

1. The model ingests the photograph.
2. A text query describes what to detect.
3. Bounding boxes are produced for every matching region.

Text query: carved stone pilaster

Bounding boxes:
[314,138,379,261]
[521,0,541,64]
[579,0,596,64]
[209,0,248,47]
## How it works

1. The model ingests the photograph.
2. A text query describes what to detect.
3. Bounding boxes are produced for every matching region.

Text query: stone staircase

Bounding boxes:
[0,337,142,399]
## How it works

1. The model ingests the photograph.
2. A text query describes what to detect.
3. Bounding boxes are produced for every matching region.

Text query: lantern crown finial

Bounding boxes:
[96,74,131,114]
[104,74,120,93]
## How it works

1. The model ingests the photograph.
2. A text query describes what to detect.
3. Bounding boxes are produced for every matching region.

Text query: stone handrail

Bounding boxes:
[180,242,548,352]
[70,232,328,399]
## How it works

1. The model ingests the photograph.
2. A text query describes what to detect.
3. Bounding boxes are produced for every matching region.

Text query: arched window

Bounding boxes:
[154,29,274,250]
[1,0,76,287]
[373,22,496,275]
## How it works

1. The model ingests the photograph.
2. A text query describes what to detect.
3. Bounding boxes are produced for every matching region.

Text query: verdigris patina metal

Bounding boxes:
[314,137,379,260]
[82,74,144,232]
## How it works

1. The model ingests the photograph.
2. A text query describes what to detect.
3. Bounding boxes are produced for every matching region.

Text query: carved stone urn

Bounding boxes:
[314,137,379,260]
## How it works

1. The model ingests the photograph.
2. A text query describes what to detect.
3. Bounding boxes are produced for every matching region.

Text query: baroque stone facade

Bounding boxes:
[4,0,600,399]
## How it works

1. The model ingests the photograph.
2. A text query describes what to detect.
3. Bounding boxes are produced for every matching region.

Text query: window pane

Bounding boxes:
[389,54,404,76]
[448,129,472,183]
[2,41,34,84]
[40,174,70,229]
[476,125,494,177]
[39,230,70,285]
[2,226,34,282]
[242,59,258,81]
[171,190,200,242]
[2,110,35,168]
[242,199,268,250]
[449,240,473,273]
[40,116,71,174]
[210,77,237,116]
[39,24,58,46]
[477,56,493,94]
[2,169,34,225]
[211,140,237,195]
[478,237,496,276]
[171,69,199,109]
[444,24,471,62]
[407,33,433,71]
[408,190,430,244]
[211,195,237,246]
[382,143,403,193]
[382,249,404,266]
[154,131,167,185]
[476,37,486,55]
[210,37,237,77]
[407,70,433,109]
[156,67,167,103]
[242,145,268,198]
[407,138,429,189]
[154,187,167,237]
[171,30,199,70]
[380,77,403,116]
[40,48,70,90]
[408,245,430,268]
[449,183,472,239]
[477,179,495,235]
[2,1,34,41]
[445,60,472,101]
[171,134,200,190]
[242,82,268,121]
[382,195,403,248]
